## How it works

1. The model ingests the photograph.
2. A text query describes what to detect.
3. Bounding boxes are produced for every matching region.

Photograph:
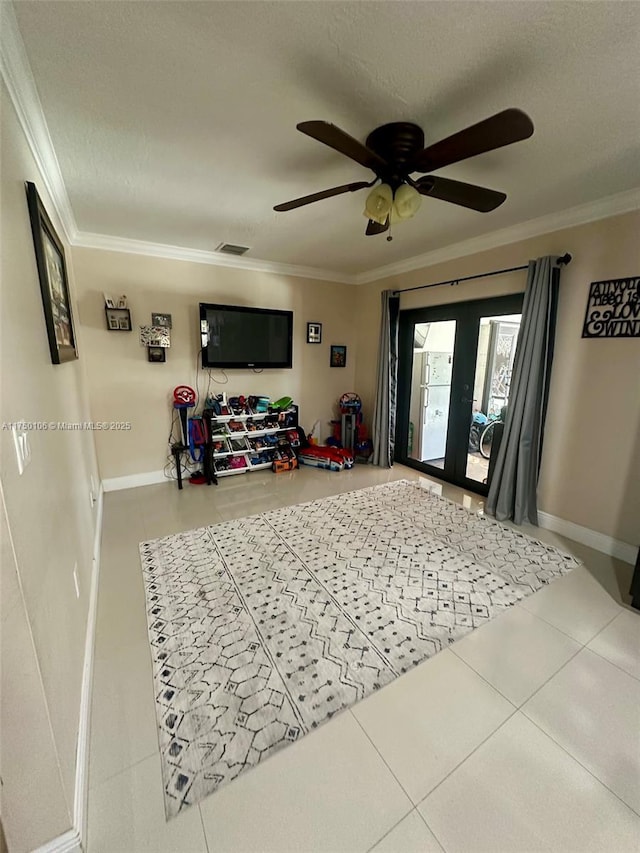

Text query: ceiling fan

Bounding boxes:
[274,109,534,237]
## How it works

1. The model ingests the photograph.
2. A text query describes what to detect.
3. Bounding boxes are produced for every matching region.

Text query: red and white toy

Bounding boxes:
[298,445,353,471]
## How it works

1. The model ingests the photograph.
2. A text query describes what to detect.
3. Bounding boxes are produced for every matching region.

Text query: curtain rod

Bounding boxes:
[395,252,572,295]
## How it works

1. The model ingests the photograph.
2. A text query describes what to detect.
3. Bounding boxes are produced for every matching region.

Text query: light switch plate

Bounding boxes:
[11,427,30,475]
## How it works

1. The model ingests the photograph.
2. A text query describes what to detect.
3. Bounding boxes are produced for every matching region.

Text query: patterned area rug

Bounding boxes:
[139,480,580,817]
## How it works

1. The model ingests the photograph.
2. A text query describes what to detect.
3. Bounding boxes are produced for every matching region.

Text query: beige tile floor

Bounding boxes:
[88,464,640,853]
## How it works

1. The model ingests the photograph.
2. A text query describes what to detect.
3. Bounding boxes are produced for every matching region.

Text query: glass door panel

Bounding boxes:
[466,314,522,484]
[407,320,456,468]
[396,292,524,496]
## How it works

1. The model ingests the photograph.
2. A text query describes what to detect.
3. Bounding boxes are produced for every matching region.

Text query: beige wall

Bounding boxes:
[0,84,100,849]
[71,249,358,480]
[0,486,70,849]
[355,212,640,547]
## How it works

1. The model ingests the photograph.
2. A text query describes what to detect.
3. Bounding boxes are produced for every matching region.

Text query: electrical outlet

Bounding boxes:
[11,426,31,475]
[73,563,80,599]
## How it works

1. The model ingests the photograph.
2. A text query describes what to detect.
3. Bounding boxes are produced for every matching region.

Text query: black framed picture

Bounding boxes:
[105,307,132,331]
[330,344,347,367]
[25,181,78,364]
[151,312,172,328]
[148,346,166,363]
[307,322,322,344]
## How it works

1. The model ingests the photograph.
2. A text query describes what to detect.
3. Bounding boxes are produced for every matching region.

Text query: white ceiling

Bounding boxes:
[11,1,640,277]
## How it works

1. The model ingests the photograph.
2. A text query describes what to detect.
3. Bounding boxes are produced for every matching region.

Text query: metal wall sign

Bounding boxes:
[582,277,640,338]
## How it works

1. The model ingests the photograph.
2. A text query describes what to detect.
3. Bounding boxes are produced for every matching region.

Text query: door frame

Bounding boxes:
[395,293,524,495]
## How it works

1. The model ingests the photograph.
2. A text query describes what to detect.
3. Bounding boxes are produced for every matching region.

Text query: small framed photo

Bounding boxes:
[306,322,322,344]
[330,344,347,367]
[151,312,172,328]
[148,346,166,363]
[105,306,132,331]
[104,293,116,309]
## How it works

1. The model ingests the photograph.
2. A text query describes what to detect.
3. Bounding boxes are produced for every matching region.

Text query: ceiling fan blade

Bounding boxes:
[274,181,371,212]
[365,217,389,236]
[411,108,534,173]
[416,176,506,212]
[297,121,388,173]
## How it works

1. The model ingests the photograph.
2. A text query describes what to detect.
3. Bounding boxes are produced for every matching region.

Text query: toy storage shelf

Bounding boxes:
[216,465,249,477]
[206,406,298,479]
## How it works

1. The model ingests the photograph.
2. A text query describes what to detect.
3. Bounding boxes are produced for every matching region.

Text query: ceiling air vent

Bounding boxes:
[216,242,250,256]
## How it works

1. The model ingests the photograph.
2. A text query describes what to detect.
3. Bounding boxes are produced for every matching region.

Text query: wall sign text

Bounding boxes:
[582,277,640,338]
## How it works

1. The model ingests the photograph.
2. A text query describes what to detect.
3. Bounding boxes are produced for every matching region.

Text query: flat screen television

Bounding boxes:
[199,303,293,369]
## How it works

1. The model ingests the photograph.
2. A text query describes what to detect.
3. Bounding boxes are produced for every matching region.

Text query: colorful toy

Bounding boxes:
[173,385,197,446]
[339,392,362,414]
[273,456,298,473]
[173,385,196,406]
[188,471,207,485]
[298,445,353,471]
[330,391,373,462]
[229,395,252,415]
[188,416,208,462]
[271,396,293,411]
[205,392,231,416]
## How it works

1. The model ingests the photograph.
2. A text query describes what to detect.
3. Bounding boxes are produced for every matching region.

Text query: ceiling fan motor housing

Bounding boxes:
[365,122,425,186]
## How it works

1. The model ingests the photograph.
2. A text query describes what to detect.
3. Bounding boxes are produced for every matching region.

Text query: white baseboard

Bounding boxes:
[538,510,638,565]
[73,483,103,847]
[32,828,82,853]
[36,486,105,853]
[102,469,169,492]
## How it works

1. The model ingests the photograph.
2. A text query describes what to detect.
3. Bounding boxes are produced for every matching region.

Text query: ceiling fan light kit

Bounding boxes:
[274,108,534,238]
[364,183,393,224]
[392,183,422,220]
[363,182,422,226]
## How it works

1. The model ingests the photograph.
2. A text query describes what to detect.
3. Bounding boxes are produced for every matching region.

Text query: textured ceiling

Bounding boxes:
[13,1,640,276]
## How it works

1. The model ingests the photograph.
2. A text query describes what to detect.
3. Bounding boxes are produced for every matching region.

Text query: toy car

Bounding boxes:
[272,456,298,473]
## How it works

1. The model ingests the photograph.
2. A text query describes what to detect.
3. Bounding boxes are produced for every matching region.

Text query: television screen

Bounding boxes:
[200,303,293,369]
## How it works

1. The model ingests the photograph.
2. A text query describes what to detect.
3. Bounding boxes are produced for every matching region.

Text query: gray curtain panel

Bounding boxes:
[486,256,560,524]
[372,290,400,467]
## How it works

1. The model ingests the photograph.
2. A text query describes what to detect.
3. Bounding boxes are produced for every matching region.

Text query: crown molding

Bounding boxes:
[73,188,640,286]
[72,230,355,283]
[0,1,78,243]
[352,188,640,284]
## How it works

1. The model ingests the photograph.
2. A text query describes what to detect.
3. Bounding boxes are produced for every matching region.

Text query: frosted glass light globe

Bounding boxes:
[363,183,393,224]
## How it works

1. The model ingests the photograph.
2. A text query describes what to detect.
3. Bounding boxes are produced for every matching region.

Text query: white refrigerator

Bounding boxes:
[418,351,453,463]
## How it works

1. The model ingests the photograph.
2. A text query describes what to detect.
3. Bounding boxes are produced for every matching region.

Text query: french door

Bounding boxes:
[395,293,524,495]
